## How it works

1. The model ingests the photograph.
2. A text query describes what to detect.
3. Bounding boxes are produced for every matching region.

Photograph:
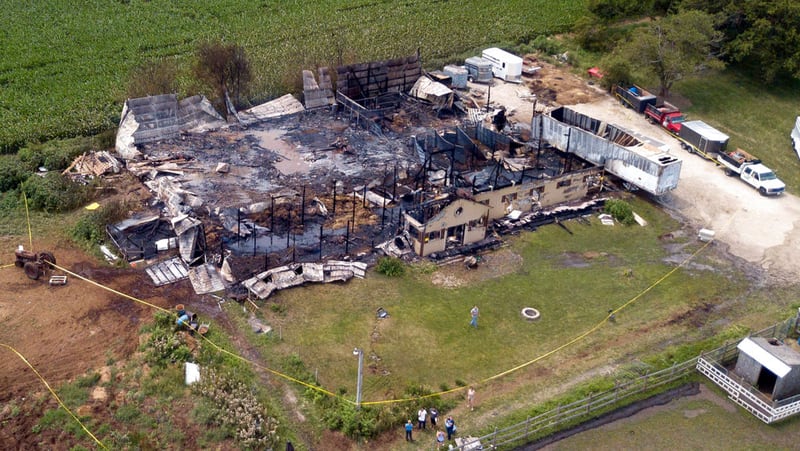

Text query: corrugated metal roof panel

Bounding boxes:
[738,337,792,378]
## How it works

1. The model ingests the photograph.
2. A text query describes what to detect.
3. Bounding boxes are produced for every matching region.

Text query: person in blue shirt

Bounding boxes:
[405,419,414,441]
[445,416,455,440]
[470,306,479,328]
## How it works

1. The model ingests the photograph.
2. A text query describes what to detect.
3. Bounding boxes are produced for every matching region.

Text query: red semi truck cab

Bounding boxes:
[644,102,684,133]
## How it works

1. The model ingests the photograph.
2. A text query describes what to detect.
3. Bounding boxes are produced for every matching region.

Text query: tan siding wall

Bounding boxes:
[475,168,601,220]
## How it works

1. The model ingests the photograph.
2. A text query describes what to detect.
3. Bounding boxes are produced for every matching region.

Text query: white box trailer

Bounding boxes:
[481,48,523,83]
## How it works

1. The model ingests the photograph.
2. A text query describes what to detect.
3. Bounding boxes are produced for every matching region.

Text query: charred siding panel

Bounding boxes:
[336,53,421,100]
[533,110,682,195]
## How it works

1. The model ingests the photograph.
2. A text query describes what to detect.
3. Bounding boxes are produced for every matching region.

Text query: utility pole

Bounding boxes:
[353,347,363,409]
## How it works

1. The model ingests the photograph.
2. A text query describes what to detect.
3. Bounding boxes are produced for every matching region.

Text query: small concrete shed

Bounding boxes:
[734,337,800,400]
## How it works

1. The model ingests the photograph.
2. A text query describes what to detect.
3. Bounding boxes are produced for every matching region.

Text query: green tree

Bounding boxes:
[588,0,655,21]
[194,42,252,117]
[614,9,724,96]
[723,1,800,82]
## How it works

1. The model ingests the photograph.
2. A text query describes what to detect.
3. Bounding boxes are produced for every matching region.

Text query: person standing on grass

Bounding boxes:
[467,386,476,411]
[470,305,479,328]
[445,416,455,440]
[429,406,438,427]
[436,429,446,449]
[405,419,413,441]
[417,407,427,429]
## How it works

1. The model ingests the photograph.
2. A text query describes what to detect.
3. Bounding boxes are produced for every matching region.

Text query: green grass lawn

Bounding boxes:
[245,198,762,404]
[548,384,800,451]
[675,70,800,192]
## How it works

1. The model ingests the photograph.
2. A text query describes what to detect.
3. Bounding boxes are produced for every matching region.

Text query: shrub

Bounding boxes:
[142,311,192,366]
[589,0,653,22]
[375,257,405,277]
[17,136,95,172]
[574,15,624,53]
[528,35,567,57]
[597,52,636,91]
[21,172,90,212]
[0,189,21,211]
[192,368,280,449]
[0,155,33,192]
[604,198,636,225]
[71,199,130,247]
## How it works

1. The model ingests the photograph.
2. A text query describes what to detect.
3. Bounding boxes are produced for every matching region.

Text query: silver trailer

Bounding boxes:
[678,120,729,158]
[464,57,493,84]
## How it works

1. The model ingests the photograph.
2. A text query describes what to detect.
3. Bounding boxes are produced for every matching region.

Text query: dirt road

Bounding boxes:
[570,98,800,284]
[483,64,800,285]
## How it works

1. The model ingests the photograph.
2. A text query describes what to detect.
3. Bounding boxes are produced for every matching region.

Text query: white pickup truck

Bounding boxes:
[717,149,785,196]
[792,116,800,159]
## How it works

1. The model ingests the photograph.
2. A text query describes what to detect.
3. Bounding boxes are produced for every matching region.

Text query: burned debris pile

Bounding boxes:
[105,52,626,298]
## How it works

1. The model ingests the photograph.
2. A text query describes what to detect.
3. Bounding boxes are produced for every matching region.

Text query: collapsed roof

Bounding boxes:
[116,94,226,160]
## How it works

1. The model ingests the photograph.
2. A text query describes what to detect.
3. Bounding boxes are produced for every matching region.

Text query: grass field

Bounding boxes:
[0,0,587,152]
[674,70,800,192]
[239,197,768,403]
[548,384,800,451]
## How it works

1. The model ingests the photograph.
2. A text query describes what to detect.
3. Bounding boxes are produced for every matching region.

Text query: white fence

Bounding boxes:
[453,318,799,450]
[697,318,800,424]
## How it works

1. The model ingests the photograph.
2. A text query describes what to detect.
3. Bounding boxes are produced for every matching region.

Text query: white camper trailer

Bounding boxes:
[481,48,523,83]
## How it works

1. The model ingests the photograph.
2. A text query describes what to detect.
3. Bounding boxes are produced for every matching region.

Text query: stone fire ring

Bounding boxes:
[521,307,540,321]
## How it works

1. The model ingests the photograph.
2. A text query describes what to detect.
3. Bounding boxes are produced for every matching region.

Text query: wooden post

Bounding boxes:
[392,164,398,200]
[352,190,356,225]
[332,182,337,217]
[301,185,306,226]
[270,195,274,246]
[381,191,386,230]
[345,220,350,255]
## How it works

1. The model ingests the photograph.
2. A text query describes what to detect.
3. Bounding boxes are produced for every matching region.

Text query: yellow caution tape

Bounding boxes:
[23,192,32,249]
[0,343,108,449]
[51,238,711,407]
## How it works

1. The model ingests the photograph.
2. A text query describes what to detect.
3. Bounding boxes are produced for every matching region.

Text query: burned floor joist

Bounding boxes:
[109,53,631,298]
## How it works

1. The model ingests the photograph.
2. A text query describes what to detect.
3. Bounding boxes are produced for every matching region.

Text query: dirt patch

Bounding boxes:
[474,56,606,127]
[430,248,524,288]
[0,238,175,448]
[524,56,605,106]
[665,301,715,328]
[0,242,158,401]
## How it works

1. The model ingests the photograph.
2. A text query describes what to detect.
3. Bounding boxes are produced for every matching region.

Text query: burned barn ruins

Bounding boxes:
[111,52,623,297]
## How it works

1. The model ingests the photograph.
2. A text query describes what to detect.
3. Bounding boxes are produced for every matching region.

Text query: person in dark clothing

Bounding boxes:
[445,416,455,440]
[429,407,438,427]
